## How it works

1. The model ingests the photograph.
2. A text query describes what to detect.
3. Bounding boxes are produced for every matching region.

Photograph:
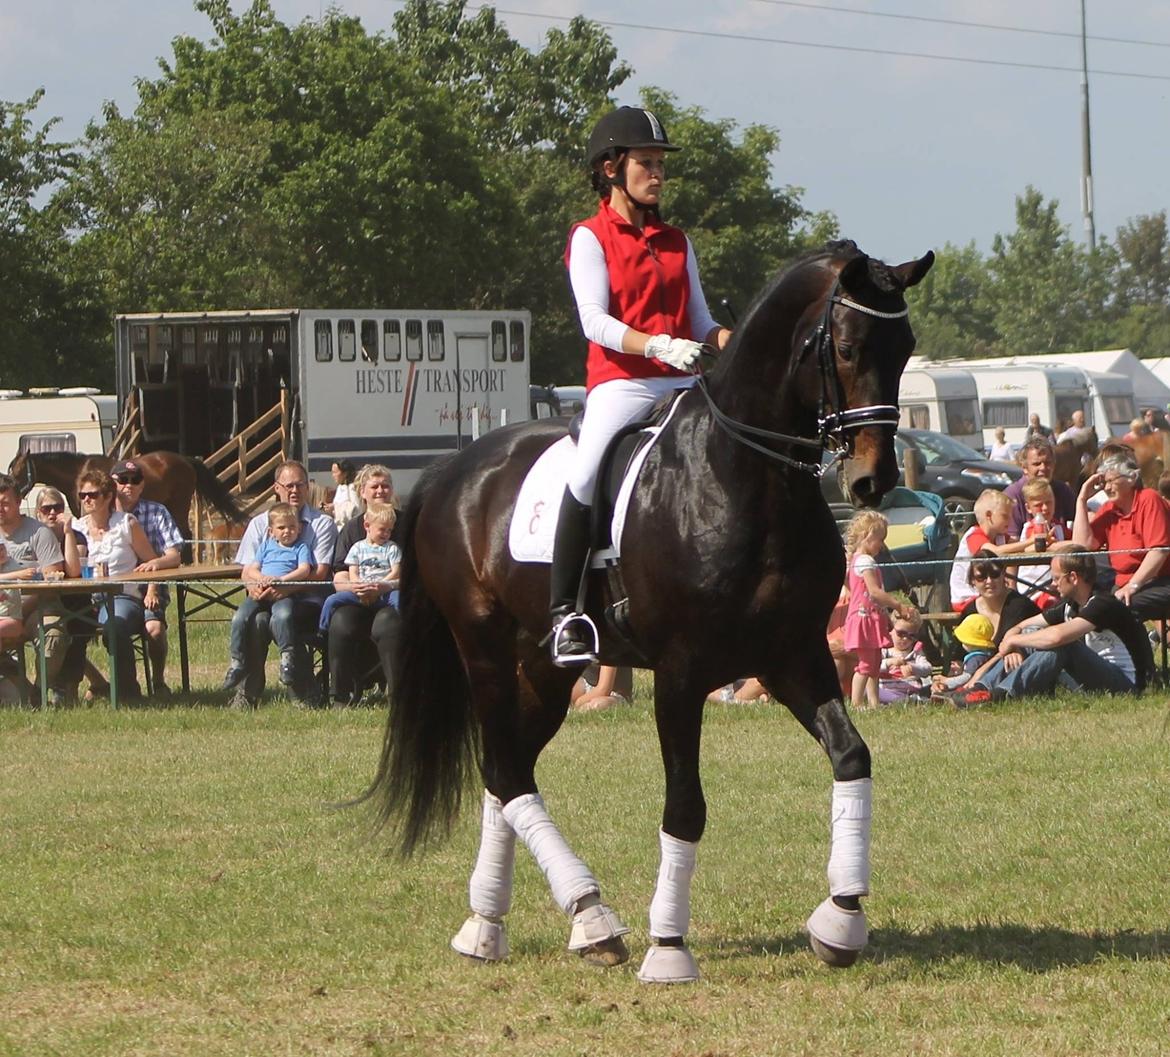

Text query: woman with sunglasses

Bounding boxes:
[72,470,159,701]
[36,486,110,702]
[956,552,1040,648]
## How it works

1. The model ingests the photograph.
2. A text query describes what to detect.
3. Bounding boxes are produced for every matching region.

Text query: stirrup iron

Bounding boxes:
[551,611,600,667]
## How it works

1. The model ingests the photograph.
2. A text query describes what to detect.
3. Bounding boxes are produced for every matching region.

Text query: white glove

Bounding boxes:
[644,333,703,371]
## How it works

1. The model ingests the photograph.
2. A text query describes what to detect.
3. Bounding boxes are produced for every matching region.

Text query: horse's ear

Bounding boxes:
[892,251,935,290]
[838,252,871,290]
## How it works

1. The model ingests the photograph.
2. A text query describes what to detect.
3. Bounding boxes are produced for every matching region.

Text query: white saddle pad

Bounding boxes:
[508,404,679,565]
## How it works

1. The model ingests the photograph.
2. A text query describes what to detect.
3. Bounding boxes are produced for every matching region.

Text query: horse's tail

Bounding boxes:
[188,457,247,525]
[358,459,478,856]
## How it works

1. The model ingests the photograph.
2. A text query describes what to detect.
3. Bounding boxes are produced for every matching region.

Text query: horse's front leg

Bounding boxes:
[765,641,872,968]
[638,666,706,984]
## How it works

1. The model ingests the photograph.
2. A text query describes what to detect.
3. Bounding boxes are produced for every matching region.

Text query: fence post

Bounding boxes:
[904,447,920,490]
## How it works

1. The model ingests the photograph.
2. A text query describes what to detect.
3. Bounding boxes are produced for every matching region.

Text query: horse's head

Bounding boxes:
[821,244,934,505]
[6,449,33,497]
[698,240,932,506]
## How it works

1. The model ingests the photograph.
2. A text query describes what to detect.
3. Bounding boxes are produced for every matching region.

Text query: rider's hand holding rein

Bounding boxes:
[643,334,705,372]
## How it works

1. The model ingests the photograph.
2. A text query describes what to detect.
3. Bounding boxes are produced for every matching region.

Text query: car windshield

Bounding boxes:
[907,430,984,464]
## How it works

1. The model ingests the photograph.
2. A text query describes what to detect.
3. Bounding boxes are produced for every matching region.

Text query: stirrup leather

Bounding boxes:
[551,611,600,666]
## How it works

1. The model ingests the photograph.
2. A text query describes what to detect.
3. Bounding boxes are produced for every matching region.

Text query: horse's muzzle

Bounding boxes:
[840,431,900,507]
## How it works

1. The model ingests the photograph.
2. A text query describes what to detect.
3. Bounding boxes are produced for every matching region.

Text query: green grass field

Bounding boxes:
[2,620,1169,1056]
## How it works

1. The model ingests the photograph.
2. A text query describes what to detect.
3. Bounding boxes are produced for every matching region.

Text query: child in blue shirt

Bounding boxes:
[318,502,401,630]
[223,504,312,687]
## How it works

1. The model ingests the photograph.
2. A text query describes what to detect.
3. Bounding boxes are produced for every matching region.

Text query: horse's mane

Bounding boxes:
[715,239,871,373]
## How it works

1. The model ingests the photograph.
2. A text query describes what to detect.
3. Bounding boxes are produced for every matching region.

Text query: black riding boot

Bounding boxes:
[548,489,598,666]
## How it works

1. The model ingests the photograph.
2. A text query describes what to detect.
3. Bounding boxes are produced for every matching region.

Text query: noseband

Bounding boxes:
[695,277,908,474]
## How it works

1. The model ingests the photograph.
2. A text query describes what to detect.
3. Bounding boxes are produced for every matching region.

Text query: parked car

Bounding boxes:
[822,427,1022,530]
[553,384,586,416]
[530,384,561,420]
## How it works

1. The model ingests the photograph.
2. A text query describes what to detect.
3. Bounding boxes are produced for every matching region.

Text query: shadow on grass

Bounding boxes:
[708,923,1170,970]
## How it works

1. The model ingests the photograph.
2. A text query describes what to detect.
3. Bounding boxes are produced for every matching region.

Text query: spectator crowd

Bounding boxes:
[1,429,1168,712]
[0,457,407,710]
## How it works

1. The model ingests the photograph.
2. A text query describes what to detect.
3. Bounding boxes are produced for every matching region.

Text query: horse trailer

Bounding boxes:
[897,367,982,449]
[113,308,532,496]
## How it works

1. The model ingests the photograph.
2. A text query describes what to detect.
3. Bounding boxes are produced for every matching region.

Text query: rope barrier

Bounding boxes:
[873,545,1169,572]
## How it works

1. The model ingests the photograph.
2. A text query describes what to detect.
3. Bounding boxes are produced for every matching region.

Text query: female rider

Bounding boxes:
[550,106,731,664]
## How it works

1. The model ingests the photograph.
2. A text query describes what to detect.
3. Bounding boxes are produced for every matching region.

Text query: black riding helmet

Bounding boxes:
[587,106,680,203]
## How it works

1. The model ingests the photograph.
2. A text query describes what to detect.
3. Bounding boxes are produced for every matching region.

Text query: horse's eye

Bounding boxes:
[837,342,854,362]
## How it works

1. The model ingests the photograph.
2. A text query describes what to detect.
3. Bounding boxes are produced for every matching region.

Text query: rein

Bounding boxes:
[694,278,908,475]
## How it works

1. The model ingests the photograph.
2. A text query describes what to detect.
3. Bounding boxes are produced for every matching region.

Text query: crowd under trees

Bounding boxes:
[2,0,1169,391]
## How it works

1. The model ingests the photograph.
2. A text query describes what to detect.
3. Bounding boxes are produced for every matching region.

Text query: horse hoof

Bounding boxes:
[637,943,700,984]
[568,901,631,964]
[578,935,630,967]
[808,934,860,968]
[806,896,867,968]
[451,913,509,962]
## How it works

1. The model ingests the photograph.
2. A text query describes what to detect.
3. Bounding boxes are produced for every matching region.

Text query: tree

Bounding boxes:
[1114,211,1170,308]
[57,0,827,386]
[904,241,996,360]
[0,92,107,388]
[986,187,1109,354]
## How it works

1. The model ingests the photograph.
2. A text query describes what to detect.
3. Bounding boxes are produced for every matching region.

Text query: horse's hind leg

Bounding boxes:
[450,789,515,961]
[764,645,872,968]
[451,629,629,966]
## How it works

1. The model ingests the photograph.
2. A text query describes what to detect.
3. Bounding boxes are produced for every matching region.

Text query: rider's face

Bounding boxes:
[609,148,665,208]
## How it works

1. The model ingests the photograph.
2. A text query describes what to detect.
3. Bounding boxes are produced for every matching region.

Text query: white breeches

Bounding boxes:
[826,778,872,897]
[648,830,698,940]
[502,793,600,914]
[468,791,516,920]
[566,376,696,504]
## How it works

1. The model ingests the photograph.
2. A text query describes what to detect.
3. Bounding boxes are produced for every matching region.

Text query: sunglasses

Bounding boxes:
[113,473,144,485]
[972,568,1003,582]
[39,503,66,514]
[892,628,918,638]
[78,491,105,501]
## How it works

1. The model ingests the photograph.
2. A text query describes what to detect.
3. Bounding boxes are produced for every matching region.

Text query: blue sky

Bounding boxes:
[4,0,1168,266]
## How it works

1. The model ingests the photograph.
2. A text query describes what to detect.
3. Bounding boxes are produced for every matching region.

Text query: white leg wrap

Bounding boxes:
[468,791,516,920]
[451,913,510,961]
[648,830,698,940]
[502,793,599,914]
[826,778,872,897]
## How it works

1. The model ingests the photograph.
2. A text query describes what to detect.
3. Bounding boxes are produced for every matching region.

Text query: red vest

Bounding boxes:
[565,199,693,391]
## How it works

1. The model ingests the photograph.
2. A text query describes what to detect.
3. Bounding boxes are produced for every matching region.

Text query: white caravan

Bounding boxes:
[114,308,532,496]
[1081,369,1137,440]
[897,367,982,449]
[0,389,118,511]
[961,362,1092,452]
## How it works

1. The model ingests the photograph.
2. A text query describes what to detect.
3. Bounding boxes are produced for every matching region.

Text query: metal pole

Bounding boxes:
[1079,0,1096,247]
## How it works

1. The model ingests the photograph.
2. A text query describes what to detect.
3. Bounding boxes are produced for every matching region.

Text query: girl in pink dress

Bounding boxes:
[843,511,909,709]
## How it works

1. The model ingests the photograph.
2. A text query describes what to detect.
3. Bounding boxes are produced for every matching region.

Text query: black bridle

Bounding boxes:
[694,277,908,474]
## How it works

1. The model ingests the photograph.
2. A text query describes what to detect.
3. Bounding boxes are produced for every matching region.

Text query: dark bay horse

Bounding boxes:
[363,241,933,981]
[6,449,244,532]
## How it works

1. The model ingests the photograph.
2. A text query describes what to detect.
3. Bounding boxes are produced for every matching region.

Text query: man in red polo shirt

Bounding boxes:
[1073,451,1170,620]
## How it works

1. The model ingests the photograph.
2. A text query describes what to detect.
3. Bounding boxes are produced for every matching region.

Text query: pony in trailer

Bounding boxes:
[362,240,933,982]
